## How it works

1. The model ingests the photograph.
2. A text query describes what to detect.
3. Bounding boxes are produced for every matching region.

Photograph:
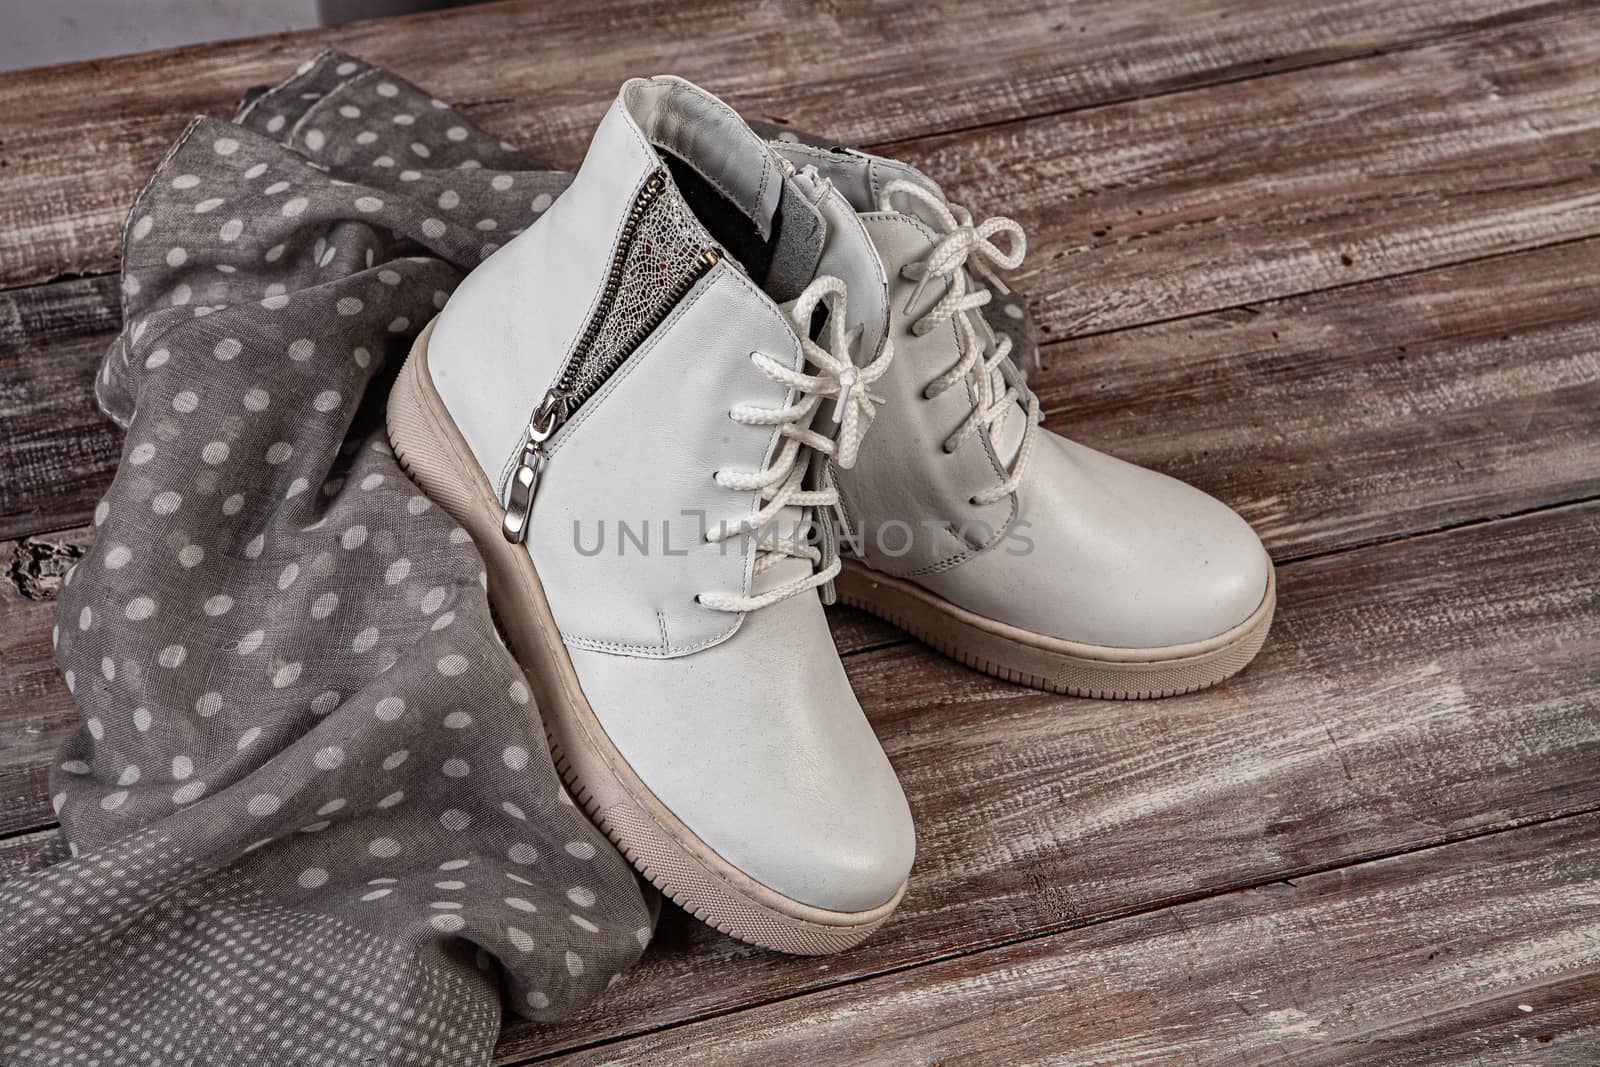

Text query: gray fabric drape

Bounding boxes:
[0,51,654,1066]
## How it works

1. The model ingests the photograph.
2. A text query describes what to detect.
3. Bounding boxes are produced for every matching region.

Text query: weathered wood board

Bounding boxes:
[6,13,1600,545]
[0,830,50,882]
[4,233,1598,847]
[7,503,1596,1062]
[0,277,122,541]
[1036,237,1600,559]
[0,0,1571,289]
[516,812,1600,1065]
[0,527,91,835]
[887,8,1600,338]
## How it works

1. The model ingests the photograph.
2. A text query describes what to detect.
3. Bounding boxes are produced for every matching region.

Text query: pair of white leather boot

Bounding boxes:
[387,77,1274,954]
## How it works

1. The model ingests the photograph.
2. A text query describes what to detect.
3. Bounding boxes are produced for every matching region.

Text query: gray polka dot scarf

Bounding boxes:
[0,51,656,1066]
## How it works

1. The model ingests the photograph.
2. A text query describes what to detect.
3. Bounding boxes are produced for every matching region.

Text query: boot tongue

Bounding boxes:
[769,142,945,219]
[616,80,876,603]
[749,167,892,600]
[779,164,890,370]
[873,189,1030,470]
[976,311,1030,467]
[772,140,1029,469]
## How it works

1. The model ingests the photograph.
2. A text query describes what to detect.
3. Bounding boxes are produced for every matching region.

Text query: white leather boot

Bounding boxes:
[771,142,1275,699]
[388,79,913,953]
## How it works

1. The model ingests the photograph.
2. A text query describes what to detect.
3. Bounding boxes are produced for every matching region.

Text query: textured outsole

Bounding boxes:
[386,316,905,955]
[835,559,1276,700]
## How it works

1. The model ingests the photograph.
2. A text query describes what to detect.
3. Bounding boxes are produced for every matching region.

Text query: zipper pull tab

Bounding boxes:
[501,443,545,544]
[501,388,567,544]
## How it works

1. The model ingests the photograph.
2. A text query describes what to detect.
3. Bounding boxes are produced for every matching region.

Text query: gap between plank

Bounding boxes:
[1031,229,1600,353]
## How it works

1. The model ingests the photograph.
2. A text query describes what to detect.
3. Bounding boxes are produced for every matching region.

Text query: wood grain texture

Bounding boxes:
[6,230,1596,560]
[487,500,1600,1061]
[0,830,52,883]
[1031,237,1600,560]
[0,277,123,540]
[0,527,93,835]
[1301,972,1600,1065]
[0,0,1574,289]
[524,813,1600,1065]
[7,12,1600,545]
[887,7,1600,338]
[7,504,1595,1060]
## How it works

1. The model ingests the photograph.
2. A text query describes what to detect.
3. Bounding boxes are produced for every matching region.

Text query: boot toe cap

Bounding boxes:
[566,598,915,915]
[921,432,1272,650]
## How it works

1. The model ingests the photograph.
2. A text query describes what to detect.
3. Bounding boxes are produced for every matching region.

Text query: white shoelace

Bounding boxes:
[698,275,893,613]
[877,179,1039,506]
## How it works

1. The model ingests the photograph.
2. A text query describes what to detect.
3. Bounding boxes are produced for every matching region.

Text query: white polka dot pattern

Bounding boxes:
[22,48,649,1059]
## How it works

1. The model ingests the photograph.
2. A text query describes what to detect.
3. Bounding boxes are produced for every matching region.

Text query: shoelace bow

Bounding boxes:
[877,178,1040,506]
[698,275,893,613]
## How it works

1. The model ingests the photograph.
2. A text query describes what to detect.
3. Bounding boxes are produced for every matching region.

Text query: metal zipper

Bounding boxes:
[501,169,721,543]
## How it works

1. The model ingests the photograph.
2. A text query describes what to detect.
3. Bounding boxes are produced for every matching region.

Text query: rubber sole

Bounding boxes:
[835,558,1276,700]
[386,317,905,955]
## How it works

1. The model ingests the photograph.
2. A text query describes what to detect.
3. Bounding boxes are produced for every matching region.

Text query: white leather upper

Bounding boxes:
[431,91,659,495]
[772,142,944,215]
[788,166,890,383]
[567,590,914,913]
[431,83,803,656]
[626,79,783,241]
[424,77,915,911]
[916,432,1270,647]
[834,213,1019,575]
[836,184,1271,648]
[530,265,804,654]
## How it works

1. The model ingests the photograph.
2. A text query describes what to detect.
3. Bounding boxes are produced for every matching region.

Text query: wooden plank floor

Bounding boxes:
[1,1,1596,1062]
